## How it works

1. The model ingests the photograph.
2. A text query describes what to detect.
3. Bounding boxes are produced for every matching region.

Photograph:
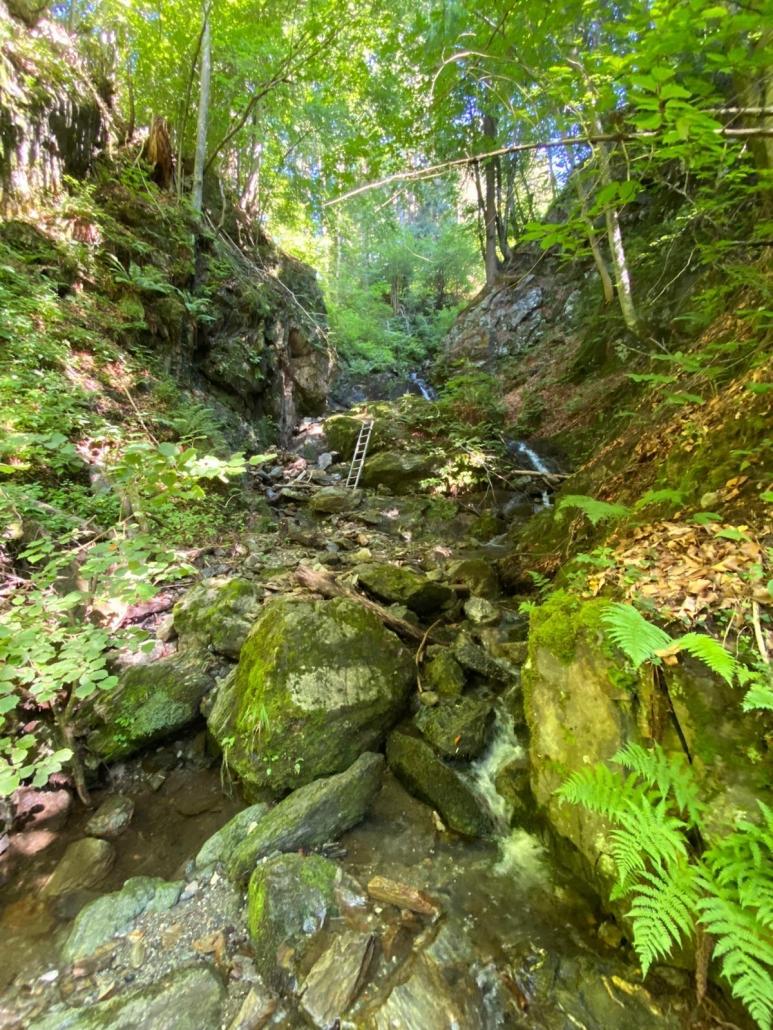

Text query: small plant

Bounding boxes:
[557,494,630,527]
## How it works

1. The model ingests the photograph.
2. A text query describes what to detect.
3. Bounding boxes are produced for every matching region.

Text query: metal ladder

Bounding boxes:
[346,419,374,490]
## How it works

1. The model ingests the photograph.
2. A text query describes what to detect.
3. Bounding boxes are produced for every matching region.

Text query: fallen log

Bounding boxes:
[294,565,441,645]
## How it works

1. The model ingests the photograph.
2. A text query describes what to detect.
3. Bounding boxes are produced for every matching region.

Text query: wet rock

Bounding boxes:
[493,756,537,828]
[87,653,214,763]
[300,929,376,1026]
[62,876,183,962]
[29,963,224,1030]
[173,577,263,658]
[308,485,361,514]
[446,558,501,599]
[317,452,334,470]
[247,853,339,987]
[414,697,493,760]
[386,730,491,838]
[422,648,466,698]
[194,802,270,870]
[463,596,500,626]
[360,451,433,494]
[453,633,512,682]
[323,414,366,458]
[43,837,115,897]
[84,795,134,840]
[356,563,455,616]
[208,598,413,795]
[228,984,277,1029]
[228,753,384,882]
[418,690,439,707]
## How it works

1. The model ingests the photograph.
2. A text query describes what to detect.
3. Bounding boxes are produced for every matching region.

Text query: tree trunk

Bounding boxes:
[575,177,614,304]
[483,114,500,288]
[191,1,211,216]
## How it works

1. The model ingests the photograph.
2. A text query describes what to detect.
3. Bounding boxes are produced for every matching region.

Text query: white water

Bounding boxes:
[515,441,552,509]
[464,704,525,836]
[409,371,437,401]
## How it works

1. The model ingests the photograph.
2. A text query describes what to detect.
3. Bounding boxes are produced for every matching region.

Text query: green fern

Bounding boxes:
[614,743,704,826]
[601,603,671,669]
[628,862,700,976]
[557,494,630,526]
[675,632,738,686]
[739,668,773,713]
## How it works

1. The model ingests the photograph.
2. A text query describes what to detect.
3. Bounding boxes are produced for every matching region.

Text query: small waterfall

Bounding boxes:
[514,441,552,509]
[464,704,525,836]
[408,371,437,401]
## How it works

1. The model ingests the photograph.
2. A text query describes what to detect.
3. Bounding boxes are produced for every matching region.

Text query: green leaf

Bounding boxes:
[601,603,672,669]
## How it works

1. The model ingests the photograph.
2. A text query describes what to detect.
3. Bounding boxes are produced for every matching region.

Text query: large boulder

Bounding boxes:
[62,876,182,962]
[43,837,115,897]
[208,598,413,795]
[87,653,214,763]
[386,729,491,838]
[228,752,384,882]
[322,414,397,459]
[247,853,339,987]
[421,648,466,698]
[355,563,455,617]
[308,485,361,515]
[173,577,263,658]
[360,451,433,494]
[29,964,224,1030]
[445,558,501,599]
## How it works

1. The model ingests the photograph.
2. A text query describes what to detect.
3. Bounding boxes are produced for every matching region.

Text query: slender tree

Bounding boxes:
[191,0,211,216]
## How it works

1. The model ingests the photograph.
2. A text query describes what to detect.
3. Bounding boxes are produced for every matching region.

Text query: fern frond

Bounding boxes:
[742,681,773,712]
[556,765,645,821]
[557,494,630,526]
[628,863,699,976]
[613,743,704,825]
[601,603,672,669]
[673,632,738,685]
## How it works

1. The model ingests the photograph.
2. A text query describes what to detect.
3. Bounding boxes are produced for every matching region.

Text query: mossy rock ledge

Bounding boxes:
[173,576,263,658]
[208,597,414,796]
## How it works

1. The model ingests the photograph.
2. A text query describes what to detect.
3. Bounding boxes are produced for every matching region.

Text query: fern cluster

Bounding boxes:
[558,745,773,1028]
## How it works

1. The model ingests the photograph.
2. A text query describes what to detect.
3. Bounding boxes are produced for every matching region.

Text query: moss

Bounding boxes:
[527,590,610,665]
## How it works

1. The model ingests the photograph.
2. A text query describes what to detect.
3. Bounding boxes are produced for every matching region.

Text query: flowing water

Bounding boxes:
[511,441,553,509]
[408,371,438,401]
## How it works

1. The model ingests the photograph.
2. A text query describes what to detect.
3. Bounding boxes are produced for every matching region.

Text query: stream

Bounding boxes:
[0,411,696,1030]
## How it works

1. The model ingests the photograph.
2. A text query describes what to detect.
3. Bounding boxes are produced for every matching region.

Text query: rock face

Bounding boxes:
[522,590,773,879]
[386,729,491,838]
[173,577,263,658]
[415,697,493,760]
[247,852,338,986]
[356,563,455,617]
[208,598,413,795]
[228,752,385,882]
[29,964,224,1030]
[421,648,466,698]
[445,558,501,599]
[87,654,214,763]
[62,876,183,962]
[360,451,433,494]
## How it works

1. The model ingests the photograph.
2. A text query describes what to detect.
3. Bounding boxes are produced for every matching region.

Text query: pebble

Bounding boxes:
[181,881,200,901]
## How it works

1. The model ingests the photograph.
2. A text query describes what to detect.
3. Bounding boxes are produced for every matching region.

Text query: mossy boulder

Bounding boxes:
[247,852,339,988]
[323,414,397,459]
[173,577,263,658]
[62,876,182,962]
[494,756,538,829]
[360,451,433,494]
[308,486,361,515]
[208,598,412,796]
[453,633,513,682]
[414,697,493,760]
[355,563,455,616]
[228,752,384,882]
[446,558,501,599]
[386,728,491,837]
[422,648,466,698]
[88,654,214,763]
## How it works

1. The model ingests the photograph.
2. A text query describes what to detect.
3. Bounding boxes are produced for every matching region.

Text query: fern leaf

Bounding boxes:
[628,863,699,976]
[601,603,672,669]
[557,494,630,526]
[673,632,737,685]
[556,764,644,821]
[742,681,773,712]
[613,743,703,826]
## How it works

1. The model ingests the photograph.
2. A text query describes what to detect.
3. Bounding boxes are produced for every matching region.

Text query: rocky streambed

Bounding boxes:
[0,418,708,1028]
